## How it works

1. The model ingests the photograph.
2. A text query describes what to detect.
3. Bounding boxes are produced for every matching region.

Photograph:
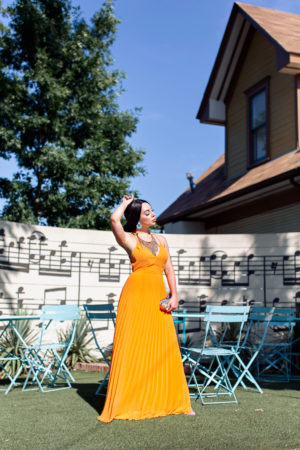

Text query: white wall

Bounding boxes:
[1,220,299,349]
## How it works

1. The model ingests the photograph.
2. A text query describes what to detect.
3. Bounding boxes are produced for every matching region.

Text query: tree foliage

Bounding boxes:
[0,0,144,229]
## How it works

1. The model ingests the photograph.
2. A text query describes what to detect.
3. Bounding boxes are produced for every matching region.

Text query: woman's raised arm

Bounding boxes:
[110,195,134,249]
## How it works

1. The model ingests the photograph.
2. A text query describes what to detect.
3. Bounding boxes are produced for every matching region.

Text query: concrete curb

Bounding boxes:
[74,362,109,373]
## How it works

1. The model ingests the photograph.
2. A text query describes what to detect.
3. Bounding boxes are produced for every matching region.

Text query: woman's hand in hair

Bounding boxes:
[122,194,134,208]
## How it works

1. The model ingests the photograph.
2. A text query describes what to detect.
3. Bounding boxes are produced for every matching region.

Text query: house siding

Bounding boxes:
[206,203,300,234]
[226,30,296,179]
[164,221,205,234]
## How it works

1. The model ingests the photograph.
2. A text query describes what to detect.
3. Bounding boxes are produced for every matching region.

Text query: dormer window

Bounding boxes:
[246,77,270,168]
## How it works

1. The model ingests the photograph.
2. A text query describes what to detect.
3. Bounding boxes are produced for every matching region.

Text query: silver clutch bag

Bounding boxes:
[160,294,171,312]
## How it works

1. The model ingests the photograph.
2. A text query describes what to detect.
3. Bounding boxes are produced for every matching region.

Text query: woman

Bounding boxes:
[98,195,194,422]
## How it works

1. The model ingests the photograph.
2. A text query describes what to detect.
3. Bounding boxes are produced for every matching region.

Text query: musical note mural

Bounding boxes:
[0,220,300,322]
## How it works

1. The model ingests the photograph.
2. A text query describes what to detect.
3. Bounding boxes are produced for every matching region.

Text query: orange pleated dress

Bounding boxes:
[98,238,192,422]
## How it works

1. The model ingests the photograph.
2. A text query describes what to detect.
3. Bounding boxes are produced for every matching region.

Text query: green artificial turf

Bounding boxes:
[0,372,299,450]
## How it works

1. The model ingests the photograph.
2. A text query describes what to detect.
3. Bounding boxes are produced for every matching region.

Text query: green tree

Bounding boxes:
[0,2,6,33]
[0,0,144,229]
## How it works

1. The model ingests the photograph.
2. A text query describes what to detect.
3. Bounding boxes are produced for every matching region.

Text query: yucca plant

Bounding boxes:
[178,334,194,348]
[215,321,247,343]
[58,316,99,369]
[0,309,38,378]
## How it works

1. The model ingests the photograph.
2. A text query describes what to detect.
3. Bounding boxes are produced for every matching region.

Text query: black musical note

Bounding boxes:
[210,253,218,277]
[99,246,124,282]
[200,299,207,311]
[16,287,25,309]
[221,254,255,287]
[38,239,77,277]
[271,261,278,275]
[283,252,300,285]
[0,240,30,272]
[177,250,211,286]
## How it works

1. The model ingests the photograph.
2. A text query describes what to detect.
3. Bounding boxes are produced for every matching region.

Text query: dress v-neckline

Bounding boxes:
[130,236,162,260]
[138,238,161,257]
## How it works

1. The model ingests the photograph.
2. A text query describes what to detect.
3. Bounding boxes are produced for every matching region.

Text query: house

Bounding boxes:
[157,2,300,234]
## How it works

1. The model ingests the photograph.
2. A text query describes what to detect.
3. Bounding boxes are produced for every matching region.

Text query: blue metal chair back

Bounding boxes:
[38,304,81,347]
[204,305,250,350]
[41,304,81,322]
[205,305,250,323]
[83,304,116,325]
[244,306,275,348]
[269,308,295,327]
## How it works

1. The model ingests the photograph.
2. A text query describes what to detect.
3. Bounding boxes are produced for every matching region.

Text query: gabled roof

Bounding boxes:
[157,149,300,225]
[198,2,300,125]
[236,2,300,55]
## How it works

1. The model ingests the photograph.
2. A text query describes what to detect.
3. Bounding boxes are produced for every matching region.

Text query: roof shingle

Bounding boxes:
[157,149,300,224]
[236,2,300,55]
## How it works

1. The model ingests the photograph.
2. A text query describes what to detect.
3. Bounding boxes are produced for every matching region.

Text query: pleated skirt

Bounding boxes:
[98,269,192,422]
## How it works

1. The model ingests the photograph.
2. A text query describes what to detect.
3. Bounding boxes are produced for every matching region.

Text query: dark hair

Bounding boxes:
[124,199,150,232]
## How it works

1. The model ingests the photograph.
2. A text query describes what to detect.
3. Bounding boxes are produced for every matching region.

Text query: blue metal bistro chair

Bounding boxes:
[83,303,116,395]
[187,305,249,405]
[255,308,296,382]
[225,307,275,394]
[22,305,80,393]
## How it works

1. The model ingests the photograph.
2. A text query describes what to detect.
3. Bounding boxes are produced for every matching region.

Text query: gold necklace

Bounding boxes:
[136,232,159,256]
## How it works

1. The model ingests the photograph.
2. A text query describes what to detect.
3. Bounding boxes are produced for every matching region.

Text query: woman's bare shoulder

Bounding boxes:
[117,231,137,253]
[126,231,138,246]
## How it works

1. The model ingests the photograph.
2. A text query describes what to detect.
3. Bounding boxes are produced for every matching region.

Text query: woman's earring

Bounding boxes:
[136,221,142,229]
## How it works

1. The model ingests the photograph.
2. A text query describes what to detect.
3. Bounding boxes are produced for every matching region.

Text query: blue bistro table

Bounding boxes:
[172,311,205,347]
[172,312,205,319]
[0,314,40,394]
[172,311,205,345]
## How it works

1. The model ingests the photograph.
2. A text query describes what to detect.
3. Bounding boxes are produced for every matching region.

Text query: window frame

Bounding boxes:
[245,77,270,169]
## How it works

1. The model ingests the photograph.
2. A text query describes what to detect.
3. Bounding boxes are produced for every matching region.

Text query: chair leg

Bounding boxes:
[4,362,24,395]
[186,353,212,398]
[199,356,238,405]
[95,371,109,396]
[230,354,263,394]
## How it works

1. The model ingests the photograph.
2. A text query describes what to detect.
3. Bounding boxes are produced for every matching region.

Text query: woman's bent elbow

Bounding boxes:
[110,215,118,224]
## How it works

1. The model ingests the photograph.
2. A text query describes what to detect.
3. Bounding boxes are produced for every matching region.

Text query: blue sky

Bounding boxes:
[1,0,300,217]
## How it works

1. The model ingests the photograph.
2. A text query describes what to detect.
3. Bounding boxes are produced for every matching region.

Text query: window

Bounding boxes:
[246,78,270,167]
